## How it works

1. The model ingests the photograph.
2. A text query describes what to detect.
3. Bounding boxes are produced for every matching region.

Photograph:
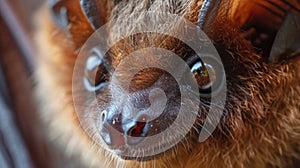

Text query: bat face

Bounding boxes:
[35,0,300,167]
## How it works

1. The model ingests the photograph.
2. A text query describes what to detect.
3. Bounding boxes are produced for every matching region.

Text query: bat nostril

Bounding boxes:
[99,111,125,148]
[101,111,106,122]
[125,114,150,146]
[127,114,150,136]
[127,120,148,137]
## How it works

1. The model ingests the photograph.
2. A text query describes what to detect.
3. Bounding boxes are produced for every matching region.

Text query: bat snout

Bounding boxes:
[99,73,181,150]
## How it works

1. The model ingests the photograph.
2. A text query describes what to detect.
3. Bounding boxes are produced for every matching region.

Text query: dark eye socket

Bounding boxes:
[84,49,109,91]
[189,56,224,97]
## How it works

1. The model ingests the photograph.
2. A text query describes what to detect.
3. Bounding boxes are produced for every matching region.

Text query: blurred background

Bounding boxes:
[0,0,67,167]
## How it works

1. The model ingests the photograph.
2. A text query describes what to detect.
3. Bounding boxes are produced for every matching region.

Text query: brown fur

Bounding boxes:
[34,0,300,167]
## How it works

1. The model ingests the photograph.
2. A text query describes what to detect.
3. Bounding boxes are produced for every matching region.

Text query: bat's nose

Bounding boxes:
[99,71,181,150]
[99,110,151,148]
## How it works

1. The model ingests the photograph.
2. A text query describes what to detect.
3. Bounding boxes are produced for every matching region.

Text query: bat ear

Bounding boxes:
[198,0,230,31]
[80,0,104,30]
[49,0,105,30]
[269,13,300,63]
[48,0,104,48]
[48,0,71,30]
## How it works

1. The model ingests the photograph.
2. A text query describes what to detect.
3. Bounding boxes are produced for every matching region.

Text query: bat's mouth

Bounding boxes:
[106,131,193,162]
[111,147,169,161]
[104,135,176,161]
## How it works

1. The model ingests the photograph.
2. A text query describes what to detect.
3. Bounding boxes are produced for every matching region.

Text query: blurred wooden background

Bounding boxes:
[0,0,83,167]
[0,0,58,167]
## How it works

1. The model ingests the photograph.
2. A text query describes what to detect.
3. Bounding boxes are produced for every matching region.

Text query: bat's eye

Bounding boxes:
[191,61,215,93]
[190,57,224,97]
[84,49,108,91]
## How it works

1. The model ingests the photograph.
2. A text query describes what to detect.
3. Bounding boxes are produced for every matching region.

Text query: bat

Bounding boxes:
[34,0,300,167]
